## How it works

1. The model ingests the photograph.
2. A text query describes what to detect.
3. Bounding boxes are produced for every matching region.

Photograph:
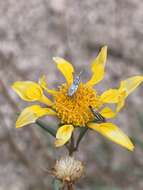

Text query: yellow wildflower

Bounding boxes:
[12,46,143,151]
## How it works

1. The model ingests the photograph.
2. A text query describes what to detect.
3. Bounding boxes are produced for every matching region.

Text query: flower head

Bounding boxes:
[12,46,143,151]
[52,156,84,182]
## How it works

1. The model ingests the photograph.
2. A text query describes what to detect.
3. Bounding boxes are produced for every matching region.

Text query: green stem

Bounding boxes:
[36,120,72,152]
[67,182,74,190]
[68,127,88,155]
[36,120,56,137]
[75,127,88,150]
[69,134,75,156]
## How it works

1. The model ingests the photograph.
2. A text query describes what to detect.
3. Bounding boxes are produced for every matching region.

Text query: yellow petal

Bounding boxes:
[87,122,134,151]
[116,91,126,113]
[116,99,125,113]
[16,105,56,128]
[100,107,116,118]
[12,81,43,101]
[55,125,74,147]
[100,89,119,103]
[39,75,58,95]
[53,57,74,85]
[115,76,143,113]
[119,76,143,97]
[86,46,107,86]
[12,81,53,106]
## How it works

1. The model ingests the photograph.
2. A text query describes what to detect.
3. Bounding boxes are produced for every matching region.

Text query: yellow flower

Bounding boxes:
[12,46,143,151]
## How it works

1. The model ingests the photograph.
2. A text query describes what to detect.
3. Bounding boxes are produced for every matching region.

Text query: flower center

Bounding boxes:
[54,83,101,126]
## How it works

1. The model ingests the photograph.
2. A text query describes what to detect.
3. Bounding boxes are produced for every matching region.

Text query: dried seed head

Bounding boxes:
[53,156,84,182]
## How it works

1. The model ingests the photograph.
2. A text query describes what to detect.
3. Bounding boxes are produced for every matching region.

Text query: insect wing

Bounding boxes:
[68,73,81,96]
[89,106,106,123]
[93,110,106,123]
[68,83,78,96]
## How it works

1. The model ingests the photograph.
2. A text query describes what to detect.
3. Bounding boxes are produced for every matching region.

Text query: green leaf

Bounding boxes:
[52,179,62,190]
[36,120,56,137]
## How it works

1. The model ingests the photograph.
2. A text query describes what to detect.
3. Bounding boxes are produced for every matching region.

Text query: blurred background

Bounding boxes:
[0,0,143,189]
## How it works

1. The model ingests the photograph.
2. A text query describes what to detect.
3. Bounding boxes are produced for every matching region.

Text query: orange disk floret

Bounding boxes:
[54,83,101,126]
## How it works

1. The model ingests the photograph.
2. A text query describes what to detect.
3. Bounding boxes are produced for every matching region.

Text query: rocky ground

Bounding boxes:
[0,0,143,189]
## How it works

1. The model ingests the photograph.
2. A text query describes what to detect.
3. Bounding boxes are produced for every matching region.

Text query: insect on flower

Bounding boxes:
[89,106,106,123]
[67,71,83,97]
[12,46,143,151]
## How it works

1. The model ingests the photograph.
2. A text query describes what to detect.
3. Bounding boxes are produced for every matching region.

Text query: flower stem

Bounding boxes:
[75,127,88,150]
[67,183,74,190]
[69,134,75,156]
[68,127,88,155]
[36,120,56,137]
